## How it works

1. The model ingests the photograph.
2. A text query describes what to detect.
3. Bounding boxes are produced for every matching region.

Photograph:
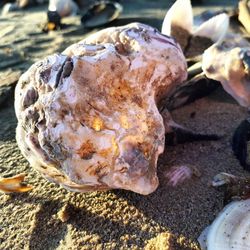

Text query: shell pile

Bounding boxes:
[15,23,187,195]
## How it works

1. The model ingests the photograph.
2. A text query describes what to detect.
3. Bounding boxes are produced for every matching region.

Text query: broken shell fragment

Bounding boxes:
[202,43,250,108]
[161,0,229,57]
[198,199,250,250]
[15,23,187,195]
[0,173,32,193]
[165,165,201,187]
[162,0,193,36]
[81,1,123,28]
[212,172,238,187]
[212,172,250,202]
[48,0,78,17]
[192,13,229,44]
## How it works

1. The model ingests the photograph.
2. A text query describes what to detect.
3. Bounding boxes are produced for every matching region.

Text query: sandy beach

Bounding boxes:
[0,1,248,249]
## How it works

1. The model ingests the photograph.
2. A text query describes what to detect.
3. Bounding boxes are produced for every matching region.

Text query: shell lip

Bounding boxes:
[81,1,123,28]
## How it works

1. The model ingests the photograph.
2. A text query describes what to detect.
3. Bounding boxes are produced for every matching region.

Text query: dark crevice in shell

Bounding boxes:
[55,57,73,88]
[22,87,38,109]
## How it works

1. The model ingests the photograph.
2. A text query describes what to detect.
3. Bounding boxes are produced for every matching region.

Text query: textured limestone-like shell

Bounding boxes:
[15,23,187,194]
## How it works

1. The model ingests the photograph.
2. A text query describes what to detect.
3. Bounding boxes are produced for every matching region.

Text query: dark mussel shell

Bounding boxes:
[81,1,123,28]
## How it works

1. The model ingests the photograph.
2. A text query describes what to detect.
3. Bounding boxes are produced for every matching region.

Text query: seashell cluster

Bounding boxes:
[15,23,187,195]
[198,199,250,250]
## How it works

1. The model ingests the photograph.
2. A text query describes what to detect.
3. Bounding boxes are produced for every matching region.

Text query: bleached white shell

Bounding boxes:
[161,0,228,43]
[198,199,250,250]
[161,0,193,36]
[193,13,229,43]
[15,23,187,195]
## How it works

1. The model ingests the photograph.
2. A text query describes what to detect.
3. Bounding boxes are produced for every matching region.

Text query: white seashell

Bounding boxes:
[15,23,187,195]
[161,0,193,36]
[202,43,250,108]
[161,0,229,43]
[198,199,250,250]
[48,0,78,17]
[161,0,229,57]
[193,13,229,43]
[164,165,201,186]
[81,1,123,28]
[211,172,237,187]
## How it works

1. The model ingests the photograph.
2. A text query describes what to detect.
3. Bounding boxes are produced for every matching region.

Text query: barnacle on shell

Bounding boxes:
[15,23,187,194]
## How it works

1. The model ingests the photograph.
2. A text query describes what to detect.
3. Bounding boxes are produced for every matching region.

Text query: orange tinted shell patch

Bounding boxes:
[77,140,96,160]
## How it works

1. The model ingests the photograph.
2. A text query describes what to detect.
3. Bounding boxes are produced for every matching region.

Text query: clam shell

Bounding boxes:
[198,199,250,250]
[81,1,123,28]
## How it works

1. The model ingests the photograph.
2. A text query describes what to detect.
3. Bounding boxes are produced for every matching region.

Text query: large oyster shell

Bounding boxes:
[15,23,187,195]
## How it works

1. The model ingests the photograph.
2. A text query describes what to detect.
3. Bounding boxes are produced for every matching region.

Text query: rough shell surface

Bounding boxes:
[15,23,187,195]
[198,199,250,250]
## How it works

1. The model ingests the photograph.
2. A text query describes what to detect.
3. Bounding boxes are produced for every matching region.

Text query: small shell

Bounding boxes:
[211,172,238,187]
[193,13,229,43]
[212,172,250,202]
[161,0,229,57]
[48,0,78,17]
[165,165,201,187]
[198,199,250,250]
[161,0,193,36]
[0,173,32,193]
[81,1,123,28]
